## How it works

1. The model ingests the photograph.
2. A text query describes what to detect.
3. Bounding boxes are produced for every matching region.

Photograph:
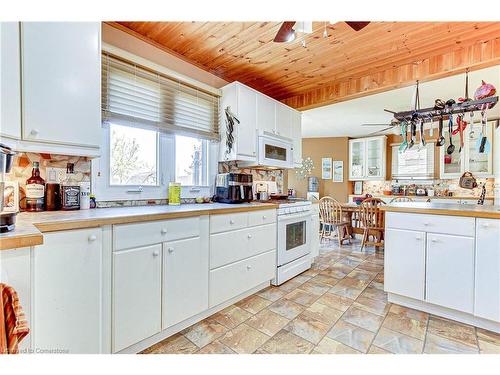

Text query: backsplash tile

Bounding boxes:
[219,161,284,193]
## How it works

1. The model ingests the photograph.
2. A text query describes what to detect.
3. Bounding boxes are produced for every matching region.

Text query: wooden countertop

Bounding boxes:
[349,194,494,200]
[0,202,278,250]
[380,202,500,219]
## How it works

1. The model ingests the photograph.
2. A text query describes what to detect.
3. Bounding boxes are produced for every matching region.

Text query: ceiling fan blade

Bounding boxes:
[274,21,296,42]
[345,22,370,31]
[362,123,393,126]
[365,126,393,136]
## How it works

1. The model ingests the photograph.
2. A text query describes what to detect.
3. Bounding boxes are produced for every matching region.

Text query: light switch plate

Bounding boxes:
[45,167,67,183]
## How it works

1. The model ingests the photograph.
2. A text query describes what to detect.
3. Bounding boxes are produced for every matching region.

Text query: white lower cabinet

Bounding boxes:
[162,236,208,329]
[113,244,162,352]
[425,233,474,313]
[310,210,320,259]
[475,219,500,322]
[34,228,103,354]
[384,228,426,300]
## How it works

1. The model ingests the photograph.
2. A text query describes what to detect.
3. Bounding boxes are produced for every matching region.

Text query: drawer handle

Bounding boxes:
[167,247,174,253]
[423,222,430,226]
[247,234,252,239]
[30,128,39,136]
[262,215,267,220]
[415,236,422,241]
[246,265,252,270]
[88,235,97,242]
[230,220,235,225]
[161,228,167,235]
[153,250,160,257]
[481,223,490,228]
[430,238,439,243]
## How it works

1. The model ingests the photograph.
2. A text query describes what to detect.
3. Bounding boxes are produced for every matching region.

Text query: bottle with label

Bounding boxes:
[60,163,80,210]
[25,161,45,212]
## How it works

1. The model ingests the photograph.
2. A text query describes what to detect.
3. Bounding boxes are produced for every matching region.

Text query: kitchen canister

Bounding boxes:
[79,181,91,210]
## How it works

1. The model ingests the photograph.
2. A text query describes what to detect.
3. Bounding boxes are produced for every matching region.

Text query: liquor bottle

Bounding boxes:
[60,163,80,210]
[25,161,45,212]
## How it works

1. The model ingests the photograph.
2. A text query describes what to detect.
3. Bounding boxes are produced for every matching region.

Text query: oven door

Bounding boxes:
[258,136,293,169]
[277,211,312,267]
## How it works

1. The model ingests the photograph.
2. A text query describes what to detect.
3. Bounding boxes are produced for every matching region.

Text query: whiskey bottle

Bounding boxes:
[60,163,80,210]
[25,161,45,212]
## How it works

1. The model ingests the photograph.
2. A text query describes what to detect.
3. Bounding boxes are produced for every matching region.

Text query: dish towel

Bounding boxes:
[0,283,29,354]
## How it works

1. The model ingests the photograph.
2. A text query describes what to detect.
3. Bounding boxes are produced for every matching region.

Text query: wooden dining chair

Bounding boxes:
[359,198,386,251]
[389,196,414,203]
[318,197,351,247]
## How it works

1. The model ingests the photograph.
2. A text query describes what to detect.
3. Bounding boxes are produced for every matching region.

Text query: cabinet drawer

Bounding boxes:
[210,212,248,234]
[248,209,276,227]
[209,250,276,307]
[113,217,200,250]
[386,212,474,237]
[210,224,276,269]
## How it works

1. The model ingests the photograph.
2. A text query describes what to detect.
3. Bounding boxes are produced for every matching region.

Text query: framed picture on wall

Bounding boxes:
[333,160,343,182]
[321,158,332,179]
[354,181,363,195]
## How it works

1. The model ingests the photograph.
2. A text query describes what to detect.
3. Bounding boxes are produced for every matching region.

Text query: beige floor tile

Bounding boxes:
[284,314,331,344]
[353,295,390,316]
[368,345,393,354]
[211,305,252,329]
[196,340,236,354]
[301,302,343,327]
[246,309,290,336]
[268,298,305,319]
[382,312,427,340]
[360,286,387,301]
[477,328,500,345]
[320,268,349,279]
[478,339,500,354]
[183,319,228,348]
[330,283,366,299]
[424,333,479,354]
[337,257,362,268]
[256,286,286,302]
[357,262,383,272]
[277,279,302,292]
[389,304,429,322]
[326,320,375,353]
[284,288,320,307]
[310,274,340,287]
[316,293,354,313]
[347,269,377,282]
[293,274,313,284]
[373,273,384,283]
[235,294,272,314]
[341,306,384,332]
[372,327,423,354]
[141,333,198,354]
[369,280,384,291]
[427,316,477,348]
[314,336,361,354]
[219,323,270,354]
[301,268,321,277]
[298,280,331,296]
[259,330,315,354]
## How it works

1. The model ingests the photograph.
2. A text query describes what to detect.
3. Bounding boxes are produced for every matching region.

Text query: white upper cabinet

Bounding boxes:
[349,136,386,181]
[291,110,302,166]
[20,22,101,153]
[235,84,257,158]
[256,94,276,134]
[275,102,293,139]
[1,22,22,139]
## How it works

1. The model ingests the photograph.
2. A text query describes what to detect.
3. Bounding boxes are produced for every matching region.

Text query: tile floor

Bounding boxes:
[142,240,500,354]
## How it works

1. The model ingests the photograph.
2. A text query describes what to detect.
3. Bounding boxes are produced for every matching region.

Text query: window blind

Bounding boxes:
[102,53,220,140]
[391,143,435,179]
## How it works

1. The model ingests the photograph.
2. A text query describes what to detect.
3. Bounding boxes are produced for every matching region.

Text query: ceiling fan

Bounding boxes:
[361,118,400,136]
[273,21,370,42]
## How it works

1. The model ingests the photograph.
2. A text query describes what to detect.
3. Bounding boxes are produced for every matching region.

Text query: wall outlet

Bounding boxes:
[46,167,67,183]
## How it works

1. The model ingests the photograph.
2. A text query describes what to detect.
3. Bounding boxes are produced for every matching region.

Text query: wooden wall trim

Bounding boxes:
[281,37,500,110]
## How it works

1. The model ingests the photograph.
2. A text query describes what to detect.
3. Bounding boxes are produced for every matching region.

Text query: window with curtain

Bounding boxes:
[95,53,220,200]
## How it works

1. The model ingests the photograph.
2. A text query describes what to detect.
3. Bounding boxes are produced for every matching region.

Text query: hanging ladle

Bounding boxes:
[436,115,445,147]
[446,114,455,155]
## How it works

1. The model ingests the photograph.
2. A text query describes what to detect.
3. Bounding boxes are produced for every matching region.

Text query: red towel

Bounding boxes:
[0,283,29,354]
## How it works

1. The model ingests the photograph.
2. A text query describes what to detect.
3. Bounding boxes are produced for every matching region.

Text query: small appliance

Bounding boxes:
[215,173,253,203]
[0,143,18,232]
[253,180,278,201]
[239,133,294,169]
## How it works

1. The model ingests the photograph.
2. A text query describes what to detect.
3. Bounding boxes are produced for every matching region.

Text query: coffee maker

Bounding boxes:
[215,173,253,203]
[1,143,18,232]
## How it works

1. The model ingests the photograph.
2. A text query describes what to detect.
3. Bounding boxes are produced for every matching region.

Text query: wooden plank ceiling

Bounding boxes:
[108,22,500,110]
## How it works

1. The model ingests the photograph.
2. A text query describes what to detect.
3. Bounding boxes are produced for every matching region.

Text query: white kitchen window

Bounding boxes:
[391,143,435,179]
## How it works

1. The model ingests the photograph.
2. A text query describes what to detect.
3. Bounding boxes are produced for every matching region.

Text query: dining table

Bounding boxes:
[339,202,364,236]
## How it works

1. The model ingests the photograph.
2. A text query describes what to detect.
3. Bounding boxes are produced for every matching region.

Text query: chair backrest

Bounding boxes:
[389,196,414,203]
[318,197,344,225]
[359,198,385,230]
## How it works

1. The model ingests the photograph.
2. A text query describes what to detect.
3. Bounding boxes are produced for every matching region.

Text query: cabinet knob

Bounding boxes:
[423,222,430,226]
[481,223,490,228]
[167,247,174,253]
[161,228,167,235]
[229,220,235,224]
[430,238,438,243]
[88,235,97,242]
[415,236,422,241]
[262,215,267,220]
[247,234,252,239]
[246,265,252,270]
[153,250,160,257]
[30,129,39,136]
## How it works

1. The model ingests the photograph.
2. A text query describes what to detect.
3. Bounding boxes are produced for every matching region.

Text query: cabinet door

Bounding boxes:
[275,103,292,139]
[236,84,257,158]
[22,22,101,147]
[365,137,385,179]
[384,228,426,300]
[440,127,464,178]
[1,22,22,139]
[34,228,103,353]
[256,94,276,134]
[426,233,474,313]
[291,110,302,166]
[113,244,162,352]
[349,139,365,180]
[475,219,500,322]
[310,213,320,259]
[465,122,493,177]
[162,236,208,329]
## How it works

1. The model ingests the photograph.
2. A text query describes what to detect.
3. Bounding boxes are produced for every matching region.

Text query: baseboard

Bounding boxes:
[117,281,270,354]
[388,293,500,333]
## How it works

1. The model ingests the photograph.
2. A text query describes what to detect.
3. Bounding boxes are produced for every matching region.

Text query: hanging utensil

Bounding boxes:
[458,68,472,103]
[469,111,475,139]
[436,116,445,147]
[399,121,408,153]
[419,118,426,147]
[477,104,491,153]
[408,119,416,149]
[447,114,455,155]
[452,113,467,153]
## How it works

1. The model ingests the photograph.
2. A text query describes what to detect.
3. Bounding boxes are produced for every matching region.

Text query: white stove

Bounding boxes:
[272,199,313,285]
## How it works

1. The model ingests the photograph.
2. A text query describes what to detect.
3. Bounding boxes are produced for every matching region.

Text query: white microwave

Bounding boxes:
[256,135,294,169]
